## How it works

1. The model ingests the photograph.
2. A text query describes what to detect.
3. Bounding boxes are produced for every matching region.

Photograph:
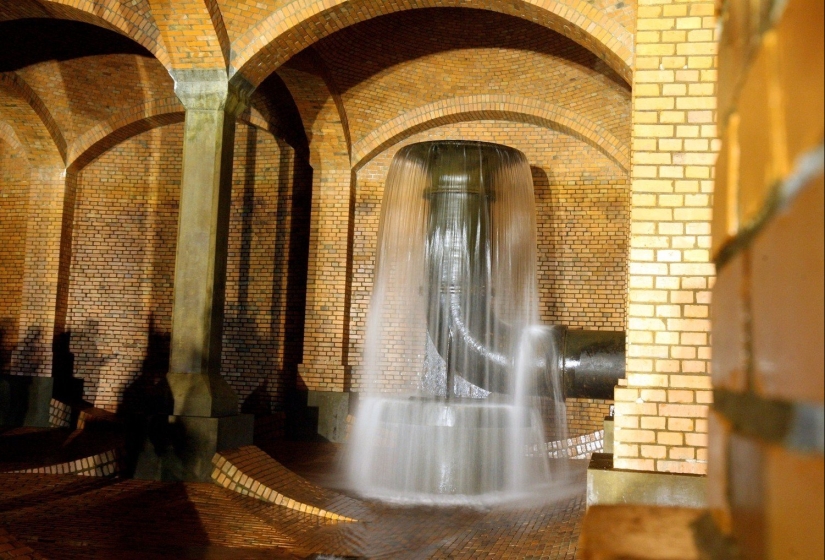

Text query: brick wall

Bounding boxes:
[277,60,353,393]
[615,0,719,475]
[221,124,312,414]
[67,125,181,412]
[66,122,309,413]
[284,8,632,395]
[350,120,628,430]
[566,397,613,438]
[0,140,28,373]
[2,5,635,442]
[708,0,823,555]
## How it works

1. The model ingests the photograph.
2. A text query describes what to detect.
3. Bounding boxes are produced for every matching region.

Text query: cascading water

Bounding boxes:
[345,140,574,506]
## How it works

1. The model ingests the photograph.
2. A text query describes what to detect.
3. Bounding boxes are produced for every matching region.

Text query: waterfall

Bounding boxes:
[345,141,574,506]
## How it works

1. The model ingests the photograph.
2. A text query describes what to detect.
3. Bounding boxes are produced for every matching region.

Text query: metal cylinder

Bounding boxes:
[422,141,514,395]
[557,327,625,400]
[419,140,625,400]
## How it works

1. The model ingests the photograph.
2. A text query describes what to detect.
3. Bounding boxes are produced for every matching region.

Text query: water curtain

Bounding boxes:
[347,141,570,505]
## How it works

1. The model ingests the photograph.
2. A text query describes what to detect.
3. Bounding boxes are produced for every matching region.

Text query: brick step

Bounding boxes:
[0,428,125,477]
[212,445,370,523]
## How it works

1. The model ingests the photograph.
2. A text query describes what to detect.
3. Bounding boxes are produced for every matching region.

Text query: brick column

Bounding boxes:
[297,168,353,392]
[615,0,719,474]
[5,166,65,426]
[707,0,823,554]
[278,62,353,394]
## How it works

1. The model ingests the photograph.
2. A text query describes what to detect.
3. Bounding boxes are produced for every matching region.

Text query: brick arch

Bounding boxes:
[66,96,298,172]
[229,0,633,89]
[0,82,64,169]
[351,96,630,171]
[67,97,184,171]
[0,0,171,70]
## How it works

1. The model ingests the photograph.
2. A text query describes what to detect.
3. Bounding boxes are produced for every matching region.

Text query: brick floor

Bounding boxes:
[0,442,587,559]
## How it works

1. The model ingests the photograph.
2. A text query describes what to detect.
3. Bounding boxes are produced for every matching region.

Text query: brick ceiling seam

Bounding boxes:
[293,48,352,159]
[10,51,177,153]
[226,0,634,89]
[146,0,227,71]
[277,61,352,167]
[238,105,308,158]
[204,0,233,70]
[351,96,630,172]
[0,74,66,168]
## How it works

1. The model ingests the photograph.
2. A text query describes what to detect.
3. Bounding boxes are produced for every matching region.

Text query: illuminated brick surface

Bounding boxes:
[615,0,718,475]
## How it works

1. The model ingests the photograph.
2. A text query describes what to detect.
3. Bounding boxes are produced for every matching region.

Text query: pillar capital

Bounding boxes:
[171,69,253,116]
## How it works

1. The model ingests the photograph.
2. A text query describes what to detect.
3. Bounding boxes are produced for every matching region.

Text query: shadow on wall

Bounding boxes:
[53,328,80,403]
[0,318,14,375]
[120,314,172,416]
[222,128,313,417]
[52,317,173,415]
[15,327,44,377]
[53,320,114,406]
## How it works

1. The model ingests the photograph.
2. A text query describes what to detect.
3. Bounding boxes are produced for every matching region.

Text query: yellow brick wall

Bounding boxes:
[615,0,719,474]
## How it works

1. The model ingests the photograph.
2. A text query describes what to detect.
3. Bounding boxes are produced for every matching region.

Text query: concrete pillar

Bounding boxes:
[136,70,254,481]
[166,70,250,417]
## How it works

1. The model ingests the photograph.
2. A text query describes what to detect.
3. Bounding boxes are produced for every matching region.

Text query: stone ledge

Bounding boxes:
[587,453,707,508]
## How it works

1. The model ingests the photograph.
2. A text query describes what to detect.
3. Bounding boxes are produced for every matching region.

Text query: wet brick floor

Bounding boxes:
[0,442,587,559]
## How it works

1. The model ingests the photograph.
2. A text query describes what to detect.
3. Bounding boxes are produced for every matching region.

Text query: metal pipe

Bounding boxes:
[421,141,625,400]
[556,327,625,400]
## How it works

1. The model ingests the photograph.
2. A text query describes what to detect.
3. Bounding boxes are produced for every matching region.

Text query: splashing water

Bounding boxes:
[345,141,574,506]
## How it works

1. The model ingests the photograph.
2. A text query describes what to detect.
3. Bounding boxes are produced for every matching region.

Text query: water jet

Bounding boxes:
[346,141,624,505]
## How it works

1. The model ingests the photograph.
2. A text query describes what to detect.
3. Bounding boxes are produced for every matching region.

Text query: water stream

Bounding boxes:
[345,141,574,506]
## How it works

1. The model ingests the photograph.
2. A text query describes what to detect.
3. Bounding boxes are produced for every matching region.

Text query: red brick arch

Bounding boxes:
[66,97,293,171]
[0,0,171,70]
[0,73,67,165]
[229,0,634,88]
[67,97,184,171]
[351,96,630,171]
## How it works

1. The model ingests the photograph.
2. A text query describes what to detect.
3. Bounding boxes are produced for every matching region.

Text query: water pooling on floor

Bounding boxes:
[345,141,577,506]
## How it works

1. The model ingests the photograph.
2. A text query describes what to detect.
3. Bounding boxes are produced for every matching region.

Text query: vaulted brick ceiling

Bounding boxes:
[307,8,631,154]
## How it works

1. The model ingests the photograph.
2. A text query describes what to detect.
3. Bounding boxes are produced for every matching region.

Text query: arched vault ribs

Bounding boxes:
[352,96,630,172]
[229,0,634,89]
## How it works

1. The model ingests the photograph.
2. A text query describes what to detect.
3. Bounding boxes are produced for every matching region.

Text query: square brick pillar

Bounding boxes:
[6,165,65,426]
[296,162,353,393]
[616,0,719,475]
